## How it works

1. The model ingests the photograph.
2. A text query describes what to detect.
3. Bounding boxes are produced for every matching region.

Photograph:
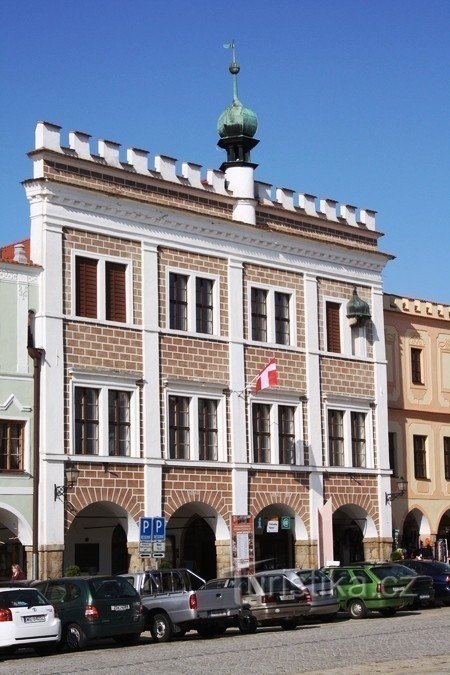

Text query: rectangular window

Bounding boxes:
[75,387,99,455]
[196,278,214,334]
[411,348,423,385]
[108,390,130,456]
[328,409,344,466]
[388,431,397,476]
[169,273,188,331]
[274,292,290,345]
[76,256,98,318]
[413,434,427,479]
[251,288,268,342]
[198,398,218,461]
[105,262,127,323]
[326,302,341,353]
[0,421,24,471]
[169,396,190,459]
[351,412,366,468]
[444,437,450,481]
[278,406,295,464]
[253,403,271,463]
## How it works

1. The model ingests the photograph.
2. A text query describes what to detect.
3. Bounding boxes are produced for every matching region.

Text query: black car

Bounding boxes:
[32,576,144,650]
[401,560,450,605]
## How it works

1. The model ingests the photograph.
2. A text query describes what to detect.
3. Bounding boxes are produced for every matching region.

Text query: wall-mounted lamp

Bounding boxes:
[385,476,408,505]
[54,461,80,501]
[347,287,371,326]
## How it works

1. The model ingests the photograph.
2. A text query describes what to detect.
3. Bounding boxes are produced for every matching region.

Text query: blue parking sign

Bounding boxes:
[153,517,166,541]
[140,517,153,541]
[139,517,166,542]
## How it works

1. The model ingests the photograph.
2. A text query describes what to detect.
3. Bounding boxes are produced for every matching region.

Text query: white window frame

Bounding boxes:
[325,397,374,469]
[249,392,304,466]
[70,371,139,459]
[248,283,296,346]
[323,296,367,358]
[166,268,220,337]
[71,250,134,324]
[164,382,226,463]
[0,416,31,474]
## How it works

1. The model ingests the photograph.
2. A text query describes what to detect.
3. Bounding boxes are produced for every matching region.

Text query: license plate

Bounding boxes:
[318,590,332,596]
[111,604,130,611]
[392,587,404,592]
[209,611,226,617]
[280,594,295,601]
[24,615,45,623]
[419,594,430,600]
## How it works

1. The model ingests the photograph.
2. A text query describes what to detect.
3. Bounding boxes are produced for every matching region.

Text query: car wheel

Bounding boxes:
[66,623,88,651]
[348,599,368,619]
[379,608,397,617]
[114,633,141,646]
[280,619,298,630]
[150,613,173,643]
[34,642,58,656]
[238,610,258,634]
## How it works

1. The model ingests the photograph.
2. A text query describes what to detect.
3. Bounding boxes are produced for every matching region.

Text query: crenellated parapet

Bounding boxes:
[31,121,378,232]
[384,293,450,321]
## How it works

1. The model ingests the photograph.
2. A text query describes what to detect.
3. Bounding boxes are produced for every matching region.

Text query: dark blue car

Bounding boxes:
[401,560,450,604]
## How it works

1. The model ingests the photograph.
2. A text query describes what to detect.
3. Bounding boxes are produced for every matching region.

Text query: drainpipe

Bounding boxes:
[27,345,44,580]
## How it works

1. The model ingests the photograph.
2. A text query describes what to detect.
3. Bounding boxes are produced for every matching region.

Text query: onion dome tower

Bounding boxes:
[217,42,259,224]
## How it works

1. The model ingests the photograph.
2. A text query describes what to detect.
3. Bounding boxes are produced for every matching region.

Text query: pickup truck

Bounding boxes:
[121,569,241,642]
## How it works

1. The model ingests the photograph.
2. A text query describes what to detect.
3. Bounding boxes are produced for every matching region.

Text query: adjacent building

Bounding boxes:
[0,240,40,578]
[384,294,450,560]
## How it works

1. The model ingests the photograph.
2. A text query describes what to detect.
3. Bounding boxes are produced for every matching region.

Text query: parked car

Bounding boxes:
[201,569,311,633]
[0,586,61,656]
[32,576,143,651]
[122,568,241,642]
[294,568,339,620]
[321,563,434,618]
[400,559,450,605]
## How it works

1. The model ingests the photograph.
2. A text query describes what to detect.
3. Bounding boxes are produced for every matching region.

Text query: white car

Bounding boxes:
[0,586,61,656]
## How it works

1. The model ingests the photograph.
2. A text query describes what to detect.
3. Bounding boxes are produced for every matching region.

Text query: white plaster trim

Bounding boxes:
[0,394,32,412]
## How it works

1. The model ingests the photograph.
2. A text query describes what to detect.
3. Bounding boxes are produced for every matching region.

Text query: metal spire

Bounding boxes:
[223,40,240,102]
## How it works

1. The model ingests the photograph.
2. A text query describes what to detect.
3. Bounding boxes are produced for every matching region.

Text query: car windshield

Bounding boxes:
[297,569,328,585]
[372,565,417,580]
[0,589,48,608]
[90,577,137,599]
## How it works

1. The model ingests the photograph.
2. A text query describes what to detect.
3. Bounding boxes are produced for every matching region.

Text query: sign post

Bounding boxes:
[139,517,166,559]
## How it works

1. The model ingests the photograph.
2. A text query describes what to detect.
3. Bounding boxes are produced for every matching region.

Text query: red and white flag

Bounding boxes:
[255,358,278,392]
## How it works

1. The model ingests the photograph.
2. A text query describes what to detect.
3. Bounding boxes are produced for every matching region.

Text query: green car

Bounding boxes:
[32,576,144,650]
[321,563,434,619]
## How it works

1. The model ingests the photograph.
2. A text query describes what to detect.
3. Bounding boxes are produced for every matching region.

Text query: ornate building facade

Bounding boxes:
[17,62,395,578]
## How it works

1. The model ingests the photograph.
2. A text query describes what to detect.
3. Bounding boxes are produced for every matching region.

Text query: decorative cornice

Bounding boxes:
[24,180,389,278]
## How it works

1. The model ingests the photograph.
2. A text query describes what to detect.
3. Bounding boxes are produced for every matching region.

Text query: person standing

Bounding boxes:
[10,563,26,581]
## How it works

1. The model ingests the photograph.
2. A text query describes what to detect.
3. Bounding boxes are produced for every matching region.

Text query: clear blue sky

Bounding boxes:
[2,0,449,303]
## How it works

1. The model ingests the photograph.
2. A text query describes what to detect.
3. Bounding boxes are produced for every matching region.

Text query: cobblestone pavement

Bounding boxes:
[1,606,449,674]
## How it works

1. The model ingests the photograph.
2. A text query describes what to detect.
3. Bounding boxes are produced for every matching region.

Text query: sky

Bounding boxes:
[1,0,449,303]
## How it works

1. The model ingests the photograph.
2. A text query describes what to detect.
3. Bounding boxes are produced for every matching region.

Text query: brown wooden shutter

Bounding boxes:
[326,302,341,352]
[106,262,126,322]
[76,257,98,318]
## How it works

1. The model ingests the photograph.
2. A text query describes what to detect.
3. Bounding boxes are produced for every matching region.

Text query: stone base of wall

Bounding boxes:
[295,540,318,568]
[216,540,231,577]
[39,545,65,579]
[364,537,393,563]
[128,542,144,572]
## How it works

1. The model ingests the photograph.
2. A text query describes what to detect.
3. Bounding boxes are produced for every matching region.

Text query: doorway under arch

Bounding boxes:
[332,505,367,564]
[254,505,298,570]
[181,517,216,580]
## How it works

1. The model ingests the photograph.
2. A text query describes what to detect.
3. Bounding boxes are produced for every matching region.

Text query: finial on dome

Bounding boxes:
[224,40,240,101]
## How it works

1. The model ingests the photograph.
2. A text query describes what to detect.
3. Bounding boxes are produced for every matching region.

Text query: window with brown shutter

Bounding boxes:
[76,257,98,318]
[106,262,127,323]
[326,302,341,353]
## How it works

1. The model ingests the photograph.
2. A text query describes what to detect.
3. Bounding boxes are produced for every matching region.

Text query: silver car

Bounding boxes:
[295,568,339,620]
[202,569,311,633]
